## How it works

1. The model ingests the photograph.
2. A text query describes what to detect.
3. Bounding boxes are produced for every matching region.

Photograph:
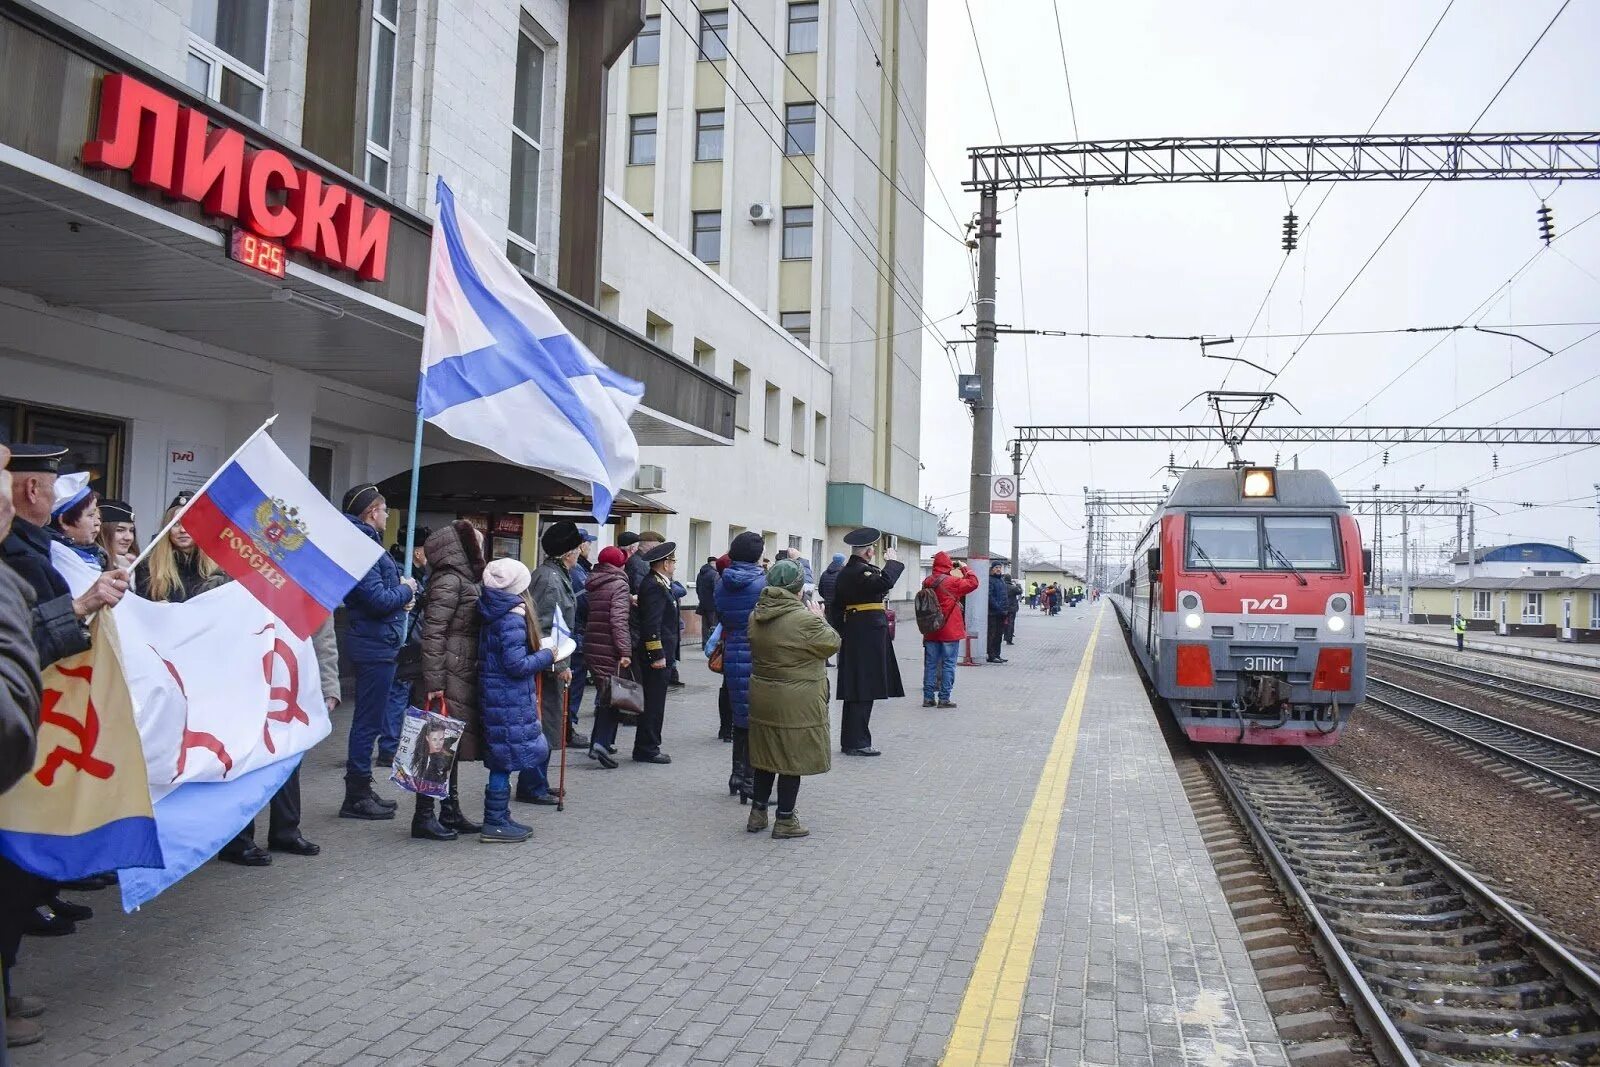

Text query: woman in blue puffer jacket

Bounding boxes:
[477,559,555,843]
[715,531,767,803]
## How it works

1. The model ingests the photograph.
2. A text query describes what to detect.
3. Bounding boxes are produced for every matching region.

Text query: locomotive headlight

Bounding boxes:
[1327,615,1346,633]
[1184,612,1204,630]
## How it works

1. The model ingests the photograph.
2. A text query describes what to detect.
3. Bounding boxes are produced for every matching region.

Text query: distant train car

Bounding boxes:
[1113,465,1367,745]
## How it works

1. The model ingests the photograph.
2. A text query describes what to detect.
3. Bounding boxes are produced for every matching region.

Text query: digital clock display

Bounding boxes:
[229,229,287,278]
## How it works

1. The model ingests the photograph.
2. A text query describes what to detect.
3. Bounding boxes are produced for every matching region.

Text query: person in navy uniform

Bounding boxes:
[632,540,678,764]
[0,446,127,668]
[826,528,904,756]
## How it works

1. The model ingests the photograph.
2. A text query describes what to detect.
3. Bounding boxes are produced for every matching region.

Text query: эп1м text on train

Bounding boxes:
[1113,465,1368,746]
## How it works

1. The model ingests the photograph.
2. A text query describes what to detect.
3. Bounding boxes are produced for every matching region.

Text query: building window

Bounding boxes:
[790,399,806,455]
[813,411,828,463]
[782,206,813,259]
[629,114,657,165]
[811,537,823,576]
[689,520,714,576]
[632,14,661,65]
[645,312,673,349]
[764,383,782,444]
[1592,591,1600,626]
[787,2,819,53]
[781,311,811,346]
[1472,590,1492,619]
[784,102,816,155]
[732,362,751,431]
[693,340,716,374]
[1523,591,1544,624]
[363,0,400,191]
[507,24,547,275]
[692,211,721,263]
[184,0,270,122]
[698,9,730,60]
[695,109,726,161]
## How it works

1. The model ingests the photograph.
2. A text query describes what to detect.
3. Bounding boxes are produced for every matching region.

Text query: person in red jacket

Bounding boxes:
[921,552,980,708]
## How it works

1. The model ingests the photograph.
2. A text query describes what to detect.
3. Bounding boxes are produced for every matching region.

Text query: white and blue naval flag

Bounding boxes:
[420,178,645,522]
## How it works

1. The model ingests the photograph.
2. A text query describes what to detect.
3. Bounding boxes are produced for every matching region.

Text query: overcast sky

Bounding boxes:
[913,0,1600,571]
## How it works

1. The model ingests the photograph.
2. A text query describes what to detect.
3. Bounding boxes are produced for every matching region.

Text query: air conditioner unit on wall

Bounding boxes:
[635,465,665,492]
[748,202,775,223]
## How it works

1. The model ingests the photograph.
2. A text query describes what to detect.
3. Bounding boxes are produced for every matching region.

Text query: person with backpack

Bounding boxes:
[917,552,979,708]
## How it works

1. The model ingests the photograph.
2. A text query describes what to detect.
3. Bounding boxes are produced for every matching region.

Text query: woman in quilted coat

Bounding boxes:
[412,520,487,840]
[477,559,555,843]
[746,559,839,838]
[714,531,766,803]
[582,546,632,769]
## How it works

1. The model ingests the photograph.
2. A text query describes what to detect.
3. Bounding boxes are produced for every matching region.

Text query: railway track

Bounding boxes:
[1363,677,1600,810]
[1210,749,1600,1066]
[1368,646,1600,724]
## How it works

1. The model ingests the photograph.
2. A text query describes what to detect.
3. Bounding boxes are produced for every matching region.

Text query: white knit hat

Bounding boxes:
[483,558,531,595]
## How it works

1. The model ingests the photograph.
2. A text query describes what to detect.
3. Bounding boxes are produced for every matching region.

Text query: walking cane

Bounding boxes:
[557,673,569,812]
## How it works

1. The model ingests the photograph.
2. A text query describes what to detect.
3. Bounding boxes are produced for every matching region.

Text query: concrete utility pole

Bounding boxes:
[1010,439,1023,584]
[1468,493,1476,581]
[966,188,999,662]
[1400,505,1411,624]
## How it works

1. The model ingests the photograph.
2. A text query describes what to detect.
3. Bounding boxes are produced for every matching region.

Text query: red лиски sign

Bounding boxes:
[82,73,392,282]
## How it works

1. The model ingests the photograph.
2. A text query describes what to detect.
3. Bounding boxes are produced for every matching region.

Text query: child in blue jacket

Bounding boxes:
[478,559,555,842]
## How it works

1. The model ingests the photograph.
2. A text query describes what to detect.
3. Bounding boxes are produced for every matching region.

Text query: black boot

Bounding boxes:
[731,727,749,804]
[411,796,458,840]
[339,773,395,820]
[439,793,481,835]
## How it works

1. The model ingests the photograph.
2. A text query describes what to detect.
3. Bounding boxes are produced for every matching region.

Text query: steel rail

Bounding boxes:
[1203,751,1417,1067]
[1309,753,1600,1024]
[1368,647,1600,721]
[1365,679,1600,807]
[1208,750,1600,1064]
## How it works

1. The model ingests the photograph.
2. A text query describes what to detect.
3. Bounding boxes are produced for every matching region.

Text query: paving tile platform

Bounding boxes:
[12,605,1282,1066]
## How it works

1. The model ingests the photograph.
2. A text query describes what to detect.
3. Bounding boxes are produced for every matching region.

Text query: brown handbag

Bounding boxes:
[708,645,725,673]
[605,672,645,716]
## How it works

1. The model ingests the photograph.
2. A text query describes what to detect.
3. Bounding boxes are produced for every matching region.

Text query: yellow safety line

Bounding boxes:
[941,609,1104,1067]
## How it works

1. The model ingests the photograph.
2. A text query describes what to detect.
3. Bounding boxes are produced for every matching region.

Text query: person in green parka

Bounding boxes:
[746,559,841,839]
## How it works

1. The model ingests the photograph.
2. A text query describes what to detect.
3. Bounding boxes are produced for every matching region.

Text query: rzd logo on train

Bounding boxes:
[1239,594,1289,614]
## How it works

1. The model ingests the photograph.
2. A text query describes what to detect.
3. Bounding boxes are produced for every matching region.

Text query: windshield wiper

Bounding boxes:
[1187,539,1228,586]
[1266,542,1308,586]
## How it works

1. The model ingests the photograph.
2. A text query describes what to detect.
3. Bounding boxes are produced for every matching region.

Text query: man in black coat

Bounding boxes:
[633,541,678,764]
[2,444,126,1049]
[0,446,128,668]
[828,529,904,757]
[695,557,719,651]
[818,552,845,611]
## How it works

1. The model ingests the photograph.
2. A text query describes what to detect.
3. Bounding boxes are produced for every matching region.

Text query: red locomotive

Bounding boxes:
[1114,465,1367,745]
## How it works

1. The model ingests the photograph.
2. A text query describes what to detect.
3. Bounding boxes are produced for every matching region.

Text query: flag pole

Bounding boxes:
[127,415,279,573]
[399,406,426,639]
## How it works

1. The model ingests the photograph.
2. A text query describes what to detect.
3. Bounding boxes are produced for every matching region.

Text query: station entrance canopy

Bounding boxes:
[376,461,673,521]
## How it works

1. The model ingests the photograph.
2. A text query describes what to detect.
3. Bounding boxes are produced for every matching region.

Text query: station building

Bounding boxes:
[1408,570,1600,642]
[0,0,934,585]
[601,0,937,575]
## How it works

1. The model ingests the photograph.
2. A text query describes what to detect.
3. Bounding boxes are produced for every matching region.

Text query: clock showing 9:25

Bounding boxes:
[228,228,287,278]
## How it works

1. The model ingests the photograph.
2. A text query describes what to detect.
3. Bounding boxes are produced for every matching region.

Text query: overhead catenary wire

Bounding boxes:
[842,0,968,243]
[1265,0,1574,391]
[655,3,954,385]
[723,0,967,249]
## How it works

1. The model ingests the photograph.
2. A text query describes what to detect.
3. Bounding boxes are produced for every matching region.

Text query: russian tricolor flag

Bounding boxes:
[177,432,383,638]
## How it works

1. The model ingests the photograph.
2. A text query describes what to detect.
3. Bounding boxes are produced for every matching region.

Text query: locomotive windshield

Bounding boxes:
[1262,516,1340,569]
[1186,514,1341,571]
[1187,516,1258,568]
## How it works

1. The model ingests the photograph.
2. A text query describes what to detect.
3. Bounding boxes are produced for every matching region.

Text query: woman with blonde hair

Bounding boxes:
[134,500,223,602]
